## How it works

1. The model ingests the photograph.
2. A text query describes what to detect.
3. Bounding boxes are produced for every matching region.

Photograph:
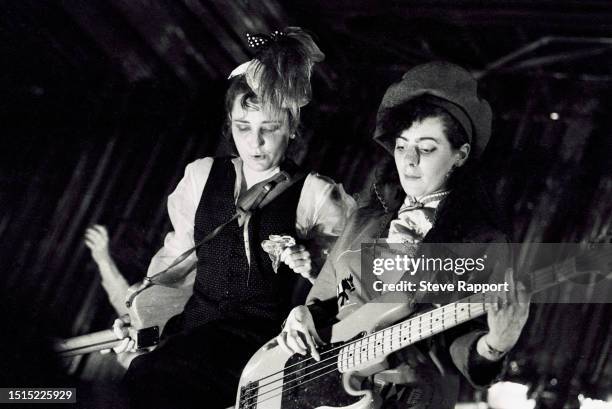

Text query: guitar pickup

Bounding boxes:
[134,326,160,349]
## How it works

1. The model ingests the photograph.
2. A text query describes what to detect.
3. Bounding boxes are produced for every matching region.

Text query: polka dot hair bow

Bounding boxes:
[246,30,286,49]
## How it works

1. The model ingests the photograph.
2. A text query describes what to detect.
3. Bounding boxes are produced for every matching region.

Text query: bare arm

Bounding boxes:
[85,225,130,316]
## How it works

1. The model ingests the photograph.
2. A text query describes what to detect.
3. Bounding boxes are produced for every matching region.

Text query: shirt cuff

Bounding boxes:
[467,333,507,387]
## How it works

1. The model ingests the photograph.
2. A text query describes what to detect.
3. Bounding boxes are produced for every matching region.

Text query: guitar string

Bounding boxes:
[242,293,489,387]
[239,263,607,408]
[242,303,483,397]
[239,307,492,408]
[244,292,489,388]
[247,335,349,385]
[241,298,490,396]
[241,366,342,409]
[239,305,490,404]
[240,255,603,404]
[241,357,341,405]
[240,352,340,403]
[244,285,566,407]
[247,290,541,401]
[243,261,582,391]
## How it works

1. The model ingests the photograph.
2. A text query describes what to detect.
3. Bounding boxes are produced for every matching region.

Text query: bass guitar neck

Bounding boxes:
[235,245,611,408]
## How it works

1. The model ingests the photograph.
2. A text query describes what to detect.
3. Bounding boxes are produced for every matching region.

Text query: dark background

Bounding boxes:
[1,1,611,407]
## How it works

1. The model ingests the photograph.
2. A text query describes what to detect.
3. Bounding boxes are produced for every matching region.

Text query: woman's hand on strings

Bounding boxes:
[281,245,313,282]
[84,225,112,265]
[482,268,531,357]
[277,306,323,361]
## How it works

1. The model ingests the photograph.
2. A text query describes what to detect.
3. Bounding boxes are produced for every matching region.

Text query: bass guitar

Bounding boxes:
[234,245,610,409]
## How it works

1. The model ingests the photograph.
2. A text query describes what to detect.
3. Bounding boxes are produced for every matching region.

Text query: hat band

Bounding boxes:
[421,95,474,145]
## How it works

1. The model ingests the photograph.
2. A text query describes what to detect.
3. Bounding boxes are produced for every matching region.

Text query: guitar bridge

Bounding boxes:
[238,381,259,409]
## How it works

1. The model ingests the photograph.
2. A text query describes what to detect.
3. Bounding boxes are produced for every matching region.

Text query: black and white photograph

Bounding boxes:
[1,1,611,408]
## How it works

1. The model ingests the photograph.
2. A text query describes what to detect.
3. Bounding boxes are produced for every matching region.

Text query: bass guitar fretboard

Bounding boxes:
[338,256,579,373]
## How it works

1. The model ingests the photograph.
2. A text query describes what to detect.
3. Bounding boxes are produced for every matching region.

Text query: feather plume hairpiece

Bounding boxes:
[228,27,324,117]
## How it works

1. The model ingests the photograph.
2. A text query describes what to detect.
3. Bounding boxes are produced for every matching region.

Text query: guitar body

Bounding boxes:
[55,274,193,357]
[235,296,414,409]
[127,278,193,348]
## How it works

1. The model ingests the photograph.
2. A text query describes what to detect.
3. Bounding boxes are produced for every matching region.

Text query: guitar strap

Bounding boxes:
[125,166,307,307]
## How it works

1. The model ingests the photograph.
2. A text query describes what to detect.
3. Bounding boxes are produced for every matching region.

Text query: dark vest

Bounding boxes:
[181,157,307,333]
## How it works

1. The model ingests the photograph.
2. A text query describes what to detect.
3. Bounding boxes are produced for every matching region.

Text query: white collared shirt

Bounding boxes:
[146,157,356,277]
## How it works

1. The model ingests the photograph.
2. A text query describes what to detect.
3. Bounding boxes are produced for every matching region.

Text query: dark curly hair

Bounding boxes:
[375,95,474,191]
[378,95,470,151]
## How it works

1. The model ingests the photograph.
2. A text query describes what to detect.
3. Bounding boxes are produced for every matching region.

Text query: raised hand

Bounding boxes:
[84,224,111,264]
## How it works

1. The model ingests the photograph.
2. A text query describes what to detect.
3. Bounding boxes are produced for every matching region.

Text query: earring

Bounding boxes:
[289,133,296,140]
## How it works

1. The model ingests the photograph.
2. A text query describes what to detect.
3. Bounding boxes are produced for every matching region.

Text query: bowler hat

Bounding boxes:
[374,61,492,158]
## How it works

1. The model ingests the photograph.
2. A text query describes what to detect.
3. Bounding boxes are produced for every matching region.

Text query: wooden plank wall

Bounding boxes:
[1,0,611,401]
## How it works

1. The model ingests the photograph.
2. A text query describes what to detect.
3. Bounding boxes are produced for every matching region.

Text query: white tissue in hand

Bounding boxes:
[261,235,296,273]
